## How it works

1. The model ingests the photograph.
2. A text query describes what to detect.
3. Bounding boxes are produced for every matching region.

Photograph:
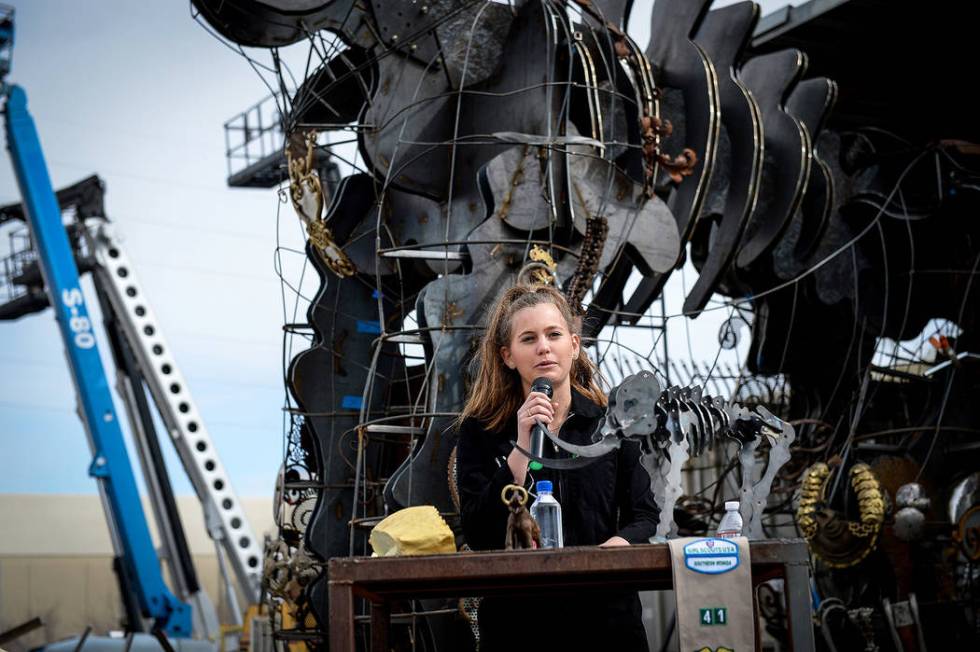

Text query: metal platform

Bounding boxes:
[224,92,340,189]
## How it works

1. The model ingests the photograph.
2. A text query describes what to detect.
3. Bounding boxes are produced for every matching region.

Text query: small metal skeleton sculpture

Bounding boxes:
[517,371,796,540]
[501,484,540,550]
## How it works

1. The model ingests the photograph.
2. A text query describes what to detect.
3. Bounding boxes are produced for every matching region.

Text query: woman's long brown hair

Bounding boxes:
[459,284,607,433]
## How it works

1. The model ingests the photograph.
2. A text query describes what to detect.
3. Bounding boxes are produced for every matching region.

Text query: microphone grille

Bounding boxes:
[530,376,553,398]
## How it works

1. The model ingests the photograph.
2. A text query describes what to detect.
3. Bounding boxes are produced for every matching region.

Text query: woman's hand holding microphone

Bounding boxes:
[507,391,557,486]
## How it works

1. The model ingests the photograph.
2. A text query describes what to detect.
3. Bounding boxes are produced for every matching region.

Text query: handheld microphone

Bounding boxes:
[529,376,553,463]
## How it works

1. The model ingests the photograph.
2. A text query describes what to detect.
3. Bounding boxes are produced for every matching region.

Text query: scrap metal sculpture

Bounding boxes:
[522,371,795,540]
[191,0,980,648]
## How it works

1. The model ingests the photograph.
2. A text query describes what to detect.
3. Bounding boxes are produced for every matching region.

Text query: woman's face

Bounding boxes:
[500,303,580,390]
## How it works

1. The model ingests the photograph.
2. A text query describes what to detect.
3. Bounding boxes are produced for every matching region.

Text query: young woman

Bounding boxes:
[455,284,658,652]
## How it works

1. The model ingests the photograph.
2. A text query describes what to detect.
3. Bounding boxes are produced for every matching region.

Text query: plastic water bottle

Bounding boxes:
[530,480,564,548]
[716,501,743,538]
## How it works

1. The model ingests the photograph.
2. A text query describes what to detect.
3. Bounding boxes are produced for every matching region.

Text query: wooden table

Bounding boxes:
[328,538,814,651]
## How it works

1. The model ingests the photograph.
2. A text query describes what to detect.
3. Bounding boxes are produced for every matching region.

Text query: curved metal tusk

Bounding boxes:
[544,428,622,458]
[512,443,602,470]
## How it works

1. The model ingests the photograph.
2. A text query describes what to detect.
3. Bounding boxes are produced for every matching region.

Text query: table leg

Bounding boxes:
[784,561,816,652]
[370,602,390,652]
[328,579,355,652]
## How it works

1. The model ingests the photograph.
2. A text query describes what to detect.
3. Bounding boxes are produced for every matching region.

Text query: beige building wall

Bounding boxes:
[0,494,275,652]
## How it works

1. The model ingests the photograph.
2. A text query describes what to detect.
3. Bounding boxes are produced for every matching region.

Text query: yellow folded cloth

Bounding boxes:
[369,505,456,557]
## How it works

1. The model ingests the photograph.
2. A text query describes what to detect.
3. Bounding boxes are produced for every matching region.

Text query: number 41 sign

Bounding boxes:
[699,607,728,626]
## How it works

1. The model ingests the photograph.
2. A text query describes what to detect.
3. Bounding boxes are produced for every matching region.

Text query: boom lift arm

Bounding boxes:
[1,31,191,641]
[1,5,261,640]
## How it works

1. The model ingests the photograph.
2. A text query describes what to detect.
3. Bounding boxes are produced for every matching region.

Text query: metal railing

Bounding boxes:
[0,228,33,305]
[223,92,289,187]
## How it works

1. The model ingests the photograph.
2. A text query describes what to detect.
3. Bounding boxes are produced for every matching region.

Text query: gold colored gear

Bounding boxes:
[796,462,885,568]
[526,245,558,285]
[529,244,556,271]
[796,462,829,539]
[306,219,356,278]
[850,464,886,537]
[285,130,323,223]
[285,129,356,278]
[501,484,529,507]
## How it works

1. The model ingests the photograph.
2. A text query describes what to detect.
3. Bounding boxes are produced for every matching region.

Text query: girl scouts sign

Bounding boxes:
[669,537,755,652]
[683,538,740,574]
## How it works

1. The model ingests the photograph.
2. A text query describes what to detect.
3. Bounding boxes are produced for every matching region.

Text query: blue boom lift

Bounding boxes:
[1,7,262,649]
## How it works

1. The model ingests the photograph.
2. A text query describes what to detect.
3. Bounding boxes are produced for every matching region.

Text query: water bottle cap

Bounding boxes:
[725,501,740,511]
[536,480,553,493]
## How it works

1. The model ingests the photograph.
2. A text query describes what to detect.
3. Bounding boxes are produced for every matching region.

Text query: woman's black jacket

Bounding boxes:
[455,387,659,651]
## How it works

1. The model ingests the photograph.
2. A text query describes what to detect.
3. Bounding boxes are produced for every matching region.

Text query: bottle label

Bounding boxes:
[683,538,740,574]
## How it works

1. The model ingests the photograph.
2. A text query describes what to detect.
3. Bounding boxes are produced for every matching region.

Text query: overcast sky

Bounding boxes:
[0,0,804,499]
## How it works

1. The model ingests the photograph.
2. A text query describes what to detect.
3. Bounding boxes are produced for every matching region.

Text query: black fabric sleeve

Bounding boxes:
[614,439,660,544]
[455,418,528,551]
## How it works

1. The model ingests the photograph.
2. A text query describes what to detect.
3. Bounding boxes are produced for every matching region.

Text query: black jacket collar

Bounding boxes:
[569,386,604,419]
[495,386,604,438]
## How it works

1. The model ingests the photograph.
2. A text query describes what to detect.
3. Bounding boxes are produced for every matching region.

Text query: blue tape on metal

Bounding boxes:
[342,395,363,410]
[356,320,382,334]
